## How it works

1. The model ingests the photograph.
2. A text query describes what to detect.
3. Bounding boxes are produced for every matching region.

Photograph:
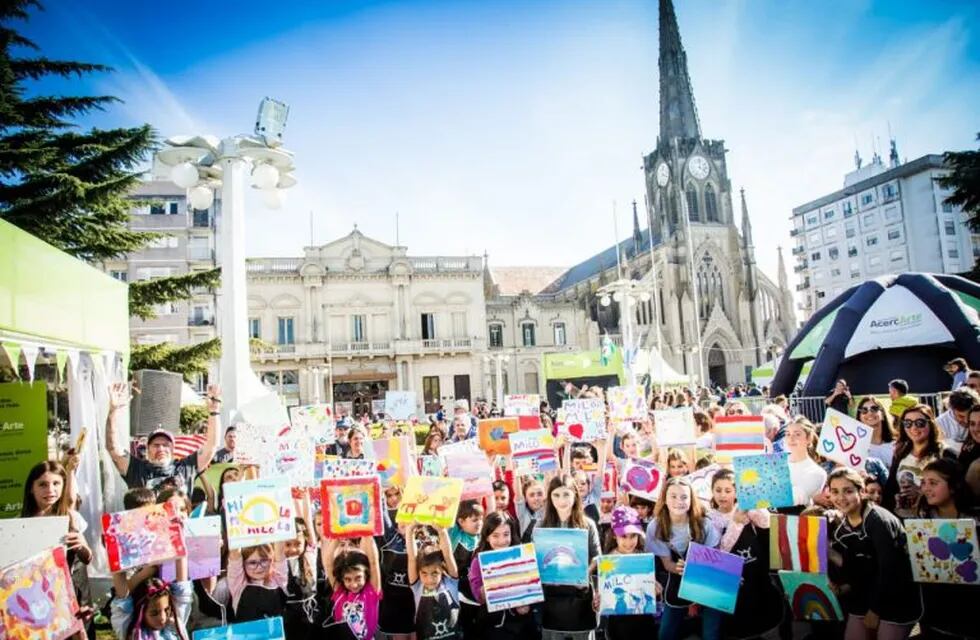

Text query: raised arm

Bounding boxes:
[321,538,339,590]
[360,535,382,591]
[437,525,457,579]
[105,383,131,476]
[197,384,222,472]
[405,524,419,584]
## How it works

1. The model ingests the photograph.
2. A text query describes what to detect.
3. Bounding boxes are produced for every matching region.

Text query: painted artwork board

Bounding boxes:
[478,417,520,456]
[733,452,794,509]
[818,408,873,469]
[677,542,743,614]
[479,543,544,613]
[396,476,464,528]
[315,453,376,481]
[504,394,540,417]
[778,571,844,621]
[620,458,663,501]
[161,516,222,581]
[608,385,647,422]
[223,476,295,549]
[444,449,494,501]
[0,546,81,640]
[372,436,416,488]
[419,455,445,477]
[384,391,417,420]
[191,616,286,640]
[232,422,273,468]
[559,399,606,442]
[289,403,335,445]
[770,515,828,574]
[320,476,383,539]
[273,427,316,487]
[508,429,557,474]
[653,407,697,446]
[905,518,980,585]
[597,553,658,616]
[0,516,69,569]
[712,415,766,464]
[102,501,186,572]
[533,528,589,586]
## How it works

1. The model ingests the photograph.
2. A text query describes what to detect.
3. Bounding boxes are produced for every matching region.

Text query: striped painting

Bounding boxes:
[479,543,545,612]
[713,416,766,463]
[770,514,828,573]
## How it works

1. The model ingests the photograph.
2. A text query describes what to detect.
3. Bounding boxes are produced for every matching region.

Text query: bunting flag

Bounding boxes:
[55,349,69,383]
[2,342,21,377]
[20,344,39,382]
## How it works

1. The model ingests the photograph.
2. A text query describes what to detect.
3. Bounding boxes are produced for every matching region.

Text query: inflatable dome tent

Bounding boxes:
[771,273,980,397]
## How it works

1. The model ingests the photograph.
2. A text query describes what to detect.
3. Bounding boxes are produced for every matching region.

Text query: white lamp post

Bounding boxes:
[154,98,297,420]
[597,278,653,384]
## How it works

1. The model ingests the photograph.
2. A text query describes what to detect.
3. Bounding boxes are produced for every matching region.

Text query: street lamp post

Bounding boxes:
[154,99,297,419]
[598,279,652,384]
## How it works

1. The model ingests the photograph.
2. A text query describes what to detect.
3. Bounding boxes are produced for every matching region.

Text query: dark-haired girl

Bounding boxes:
[110,555,191,640]
[856,396,896,470]
[827,467,921,640]
[323,536,382,640]
[883,405,956,518]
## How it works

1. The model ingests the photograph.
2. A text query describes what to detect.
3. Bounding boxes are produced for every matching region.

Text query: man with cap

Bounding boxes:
[105,382,222,492]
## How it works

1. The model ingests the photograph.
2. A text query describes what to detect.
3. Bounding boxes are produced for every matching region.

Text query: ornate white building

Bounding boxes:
[246,229,593,413]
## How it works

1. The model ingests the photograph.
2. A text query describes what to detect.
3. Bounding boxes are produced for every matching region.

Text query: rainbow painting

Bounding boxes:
[479,543,545,613]
[533,528,589,586]
[712,416,766,463]
[777,571,844,621]
[770,515,827,573]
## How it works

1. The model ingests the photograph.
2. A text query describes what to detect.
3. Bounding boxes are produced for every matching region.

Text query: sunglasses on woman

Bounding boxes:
[857,406,881,415]
[902,418,929,430]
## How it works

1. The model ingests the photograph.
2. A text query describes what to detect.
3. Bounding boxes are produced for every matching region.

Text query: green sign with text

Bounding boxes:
[0,382,48,518]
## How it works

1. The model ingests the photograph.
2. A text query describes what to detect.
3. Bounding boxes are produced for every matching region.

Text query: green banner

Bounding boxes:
[0,382,48,518]
[542,349,625,383]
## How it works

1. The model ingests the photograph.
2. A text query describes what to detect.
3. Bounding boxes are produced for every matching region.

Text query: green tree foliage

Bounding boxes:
[130,338,220,382]
[937,134,980,280]
[129,267,220,320]
[179,405,208,433]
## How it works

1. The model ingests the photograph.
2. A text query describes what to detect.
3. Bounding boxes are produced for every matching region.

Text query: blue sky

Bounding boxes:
[20,0,980,285]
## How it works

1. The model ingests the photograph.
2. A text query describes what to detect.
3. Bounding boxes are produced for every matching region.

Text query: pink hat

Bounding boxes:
[146,429,175,446]
[611,505,644,537]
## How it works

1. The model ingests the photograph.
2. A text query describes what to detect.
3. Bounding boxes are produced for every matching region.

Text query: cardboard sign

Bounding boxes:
[559,399,606,442]
[684,464,721,503]
[273,427,316,487]
[320,476,383,539]
[384,391,417,420]
[678,542,743,614]
[161,516,222,581]
[778,571,844,621]
[504,394,540,416]
[0,546,81,640]
[533,528,589,586]
[818,408,872,469]
[652,407,696,446]
[733,452,794,510]
[598,554,658,615]
[232,422,273,467]
[608,385,647,422]
[289,403,335,445]
[396,476,464,528]
[0,516,69,569]
[509,429,557,474]
[372,436,416,488]
[478,417,520,455]
[419,455,445,477]
[444,449,494,501]
[102,501,186,572]
[769,514,828,573]
[223,476,295,549]
[479,543,544,613]
[905,518,980,584]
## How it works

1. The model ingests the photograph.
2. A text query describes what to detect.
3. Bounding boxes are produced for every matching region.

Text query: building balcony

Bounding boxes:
[796,279,811,291]
[790,228,802,237]
[188,247,214,262]
[188,316,214,326]
[409,256,483,272]
[130,213,190,230]
[791,246,805,256]
[247,257,301,274]
[334,341,391,356]
[793,261,808,273]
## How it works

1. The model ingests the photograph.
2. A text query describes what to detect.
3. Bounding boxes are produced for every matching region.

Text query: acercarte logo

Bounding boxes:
[868,313,922,329]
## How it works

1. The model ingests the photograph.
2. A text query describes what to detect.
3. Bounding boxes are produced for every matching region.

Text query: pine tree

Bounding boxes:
[936,134,980,280]
[0,0,221,378]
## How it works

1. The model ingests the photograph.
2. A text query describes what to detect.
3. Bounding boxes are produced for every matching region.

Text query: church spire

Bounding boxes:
[632,199,643,254]
[740,187,754,251]
[659,0,701,144]
[777,245,788,290]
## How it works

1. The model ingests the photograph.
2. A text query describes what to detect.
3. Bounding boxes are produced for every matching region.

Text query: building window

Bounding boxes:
[422,376,440,414]
[249,318,261,339]
[704,185,719,222]
[850,265,861,278]
[949,249,960,259]
[863,213,875,227]
[869,255,882,268]
[890,250,904,262]
[825,227,838,240]
[808,232,821,246]
[866,236,878,247]
[110,270,128,282]
[488,324,503,348]
[136,266,173,280]
[842,201,854,216]
[148,236,179,249]
[884,206,900,222]
[824,209,834,220]
[828,246,839,260]
[451,312,466,337]
[831,268,841,277]
[945,220,956,236]
[806,215,818,227]
[861,192,875,207]
[845,224,855,239]
[277,317,295,345]
[887,229,901,241]
[153,302,179,316]
[686,187,700,221]
[881,183,898,201]
[942,201,954,213]
[169,202,180,215]
[812,269,823,281]
[352,314,366,342]
[522,323,536,347]
[421,313,435,340]
[848,244,858,258]
[553,322,567,346]
[149,202,165,215]
[810,251,821,262]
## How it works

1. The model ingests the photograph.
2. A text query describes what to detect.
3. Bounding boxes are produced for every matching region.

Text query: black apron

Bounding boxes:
[284,558,322,639]
[726,523,783,637]
[415,586,461,640]
[378,546,415,633]
[232,583,287,623]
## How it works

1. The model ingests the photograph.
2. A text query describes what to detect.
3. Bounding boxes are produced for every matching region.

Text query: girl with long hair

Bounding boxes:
[826,467,921,640]
[958,404,980,470]
[883,405,955,518]
[422,430,444,456]
[110,556,192,640]
[468,511,536,640]
[784,418,828,510]
[647,476,722,640]
[528,474,601,640]
[914,458,977,638]
[856,396,896,470]
[707,470,782,639]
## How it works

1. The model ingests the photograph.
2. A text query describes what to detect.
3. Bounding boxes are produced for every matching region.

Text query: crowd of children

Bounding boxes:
[10,378,980,640]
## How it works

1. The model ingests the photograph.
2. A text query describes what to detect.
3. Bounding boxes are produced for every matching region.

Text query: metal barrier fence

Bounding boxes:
[786,392,947,424]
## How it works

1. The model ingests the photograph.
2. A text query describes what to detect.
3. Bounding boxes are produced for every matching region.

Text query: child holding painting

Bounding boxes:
[110,554,192,640]
[406,523,461,640]
[323,536,383,640]
[600,506,661,640]
[450,500,485,640]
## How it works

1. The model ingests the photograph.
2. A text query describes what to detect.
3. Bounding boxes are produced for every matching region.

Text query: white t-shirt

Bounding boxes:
[789,457,828,506]
[867,441,895,470]
[937,411,966,453]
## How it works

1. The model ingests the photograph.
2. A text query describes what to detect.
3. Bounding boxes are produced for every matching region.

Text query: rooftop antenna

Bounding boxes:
[853,133,862,169]
[612,200,623,278]
[887,122,900,168]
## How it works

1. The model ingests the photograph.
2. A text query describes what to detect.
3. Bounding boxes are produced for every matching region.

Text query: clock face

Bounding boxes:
[688,155,710,180]
[656,162,670,187]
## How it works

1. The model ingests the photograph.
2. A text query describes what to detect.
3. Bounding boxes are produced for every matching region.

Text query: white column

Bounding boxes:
[217,144,251,420]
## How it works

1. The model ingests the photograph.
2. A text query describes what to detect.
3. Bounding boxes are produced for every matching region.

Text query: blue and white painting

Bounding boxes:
[533,528,589,586]
[598,554,659,616]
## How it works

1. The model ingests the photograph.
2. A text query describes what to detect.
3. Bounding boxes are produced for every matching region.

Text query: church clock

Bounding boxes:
[688,155,710,180]
[656,162,670,187]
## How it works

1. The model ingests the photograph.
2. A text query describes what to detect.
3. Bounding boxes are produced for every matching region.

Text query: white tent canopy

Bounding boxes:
[635,348,690,386]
